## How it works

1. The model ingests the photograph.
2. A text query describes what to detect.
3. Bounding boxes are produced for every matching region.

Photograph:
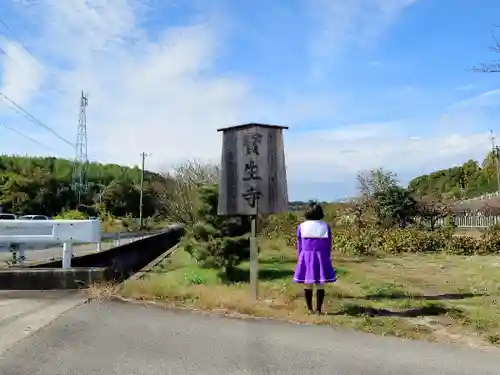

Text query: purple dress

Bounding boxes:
[292,220,336,284]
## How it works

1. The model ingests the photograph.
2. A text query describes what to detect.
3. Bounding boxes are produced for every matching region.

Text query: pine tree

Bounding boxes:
[183,184,251,280]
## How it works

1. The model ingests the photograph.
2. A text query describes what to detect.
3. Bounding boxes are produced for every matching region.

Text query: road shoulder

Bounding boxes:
[0,290,88,358]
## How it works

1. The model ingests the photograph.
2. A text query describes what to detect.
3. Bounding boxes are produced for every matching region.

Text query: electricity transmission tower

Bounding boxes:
[72,91,89,206]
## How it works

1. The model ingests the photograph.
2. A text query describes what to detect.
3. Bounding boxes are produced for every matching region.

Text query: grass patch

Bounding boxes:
[110,237,500,348]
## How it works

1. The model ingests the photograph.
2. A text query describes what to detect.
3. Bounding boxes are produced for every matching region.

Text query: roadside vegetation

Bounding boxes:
[90,162,500,349]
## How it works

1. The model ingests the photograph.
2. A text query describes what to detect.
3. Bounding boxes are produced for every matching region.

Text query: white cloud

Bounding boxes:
[451,89,500,111]
[0,38,45,106]
[285,121,491,184]
[0,0,497,198]
[456,84,475,92]
[10,0,253,168]
[306,0,417,76]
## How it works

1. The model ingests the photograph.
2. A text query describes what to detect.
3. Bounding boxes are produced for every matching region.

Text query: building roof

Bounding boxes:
[217,123,289,132]
[451,197,500,212]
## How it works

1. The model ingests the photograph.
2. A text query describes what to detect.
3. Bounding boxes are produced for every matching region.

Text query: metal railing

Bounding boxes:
[0,224,164,267]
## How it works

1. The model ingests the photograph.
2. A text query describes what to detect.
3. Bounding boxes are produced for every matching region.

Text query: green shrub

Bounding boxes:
[183,271,207,285]
[182,184,251,279]
[322,205,338,226]
[443,235,479,255]
[330,226,488,256]
[261,211,301,247]
[184,222,250,271]
[53,209,88,220]
[259,210,500,256]
[97,208,121,233]
[443,215,456,230]
[260,204,338,247]
[333,227,380,256]
[120,214,137,231]
[379,229,442,253]
[480,225,500,254]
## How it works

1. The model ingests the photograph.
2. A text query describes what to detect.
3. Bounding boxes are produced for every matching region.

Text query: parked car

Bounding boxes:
[17,215,51,220]
[0,213,16,220]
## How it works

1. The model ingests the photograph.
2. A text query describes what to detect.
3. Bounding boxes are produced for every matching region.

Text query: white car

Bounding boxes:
[0,213,16,220]
[17,215,51,220]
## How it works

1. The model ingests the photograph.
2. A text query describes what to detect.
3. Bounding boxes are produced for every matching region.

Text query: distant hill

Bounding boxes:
[408,151,498,199]
[0,155,161,217]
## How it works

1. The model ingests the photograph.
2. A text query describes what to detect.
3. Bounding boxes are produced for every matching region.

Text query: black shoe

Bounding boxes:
[304,289,313,313]
[316,289,325,314]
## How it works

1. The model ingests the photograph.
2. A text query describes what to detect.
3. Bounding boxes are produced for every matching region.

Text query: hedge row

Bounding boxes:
[332,227,500,256]
[261,212,500,256]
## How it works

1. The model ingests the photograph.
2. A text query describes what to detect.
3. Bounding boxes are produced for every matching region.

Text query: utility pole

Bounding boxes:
[459,175,466,201]
[490,130,500,193]
[139,152,151,230]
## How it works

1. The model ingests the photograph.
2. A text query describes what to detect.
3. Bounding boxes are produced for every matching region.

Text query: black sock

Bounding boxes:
[316,289,325,313]
[304,289,313,311]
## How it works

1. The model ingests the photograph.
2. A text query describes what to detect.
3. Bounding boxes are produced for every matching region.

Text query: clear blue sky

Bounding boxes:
[0,0,500,200]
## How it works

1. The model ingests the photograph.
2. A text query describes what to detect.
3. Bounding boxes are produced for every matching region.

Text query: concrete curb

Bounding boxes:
[126,243,181,281]
[106,295,297,326]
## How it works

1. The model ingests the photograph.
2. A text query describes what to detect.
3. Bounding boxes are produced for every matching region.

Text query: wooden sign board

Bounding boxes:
[217,123,289,216]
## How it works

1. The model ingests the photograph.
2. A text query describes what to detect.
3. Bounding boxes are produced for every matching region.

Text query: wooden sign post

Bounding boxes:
[217,123,289,299]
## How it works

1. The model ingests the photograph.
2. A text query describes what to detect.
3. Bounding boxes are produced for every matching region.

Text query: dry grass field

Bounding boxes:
[94,237,500,349]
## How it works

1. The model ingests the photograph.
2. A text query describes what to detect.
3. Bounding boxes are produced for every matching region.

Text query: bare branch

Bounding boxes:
[469,63,500,73]
[155,159,220,226]
[471,25,500,73]
[356,168,399,198]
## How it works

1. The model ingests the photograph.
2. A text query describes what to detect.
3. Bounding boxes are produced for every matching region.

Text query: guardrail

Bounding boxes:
[0,219,100,268]
[98,229,164,250]
[0,220,164,267]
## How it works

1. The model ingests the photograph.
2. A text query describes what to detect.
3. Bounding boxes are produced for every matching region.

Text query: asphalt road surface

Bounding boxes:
[0,291,86,359]
[0,238,138,264]
[0,296,499,375]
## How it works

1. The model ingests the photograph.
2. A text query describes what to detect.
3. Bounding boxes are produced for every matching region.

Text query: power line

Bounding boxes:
[0,17,64,98]
[0,44,58,98]
[0,123,65,156]
[0,17,50,73]
[0,16,71,146]
[0,91,73,147]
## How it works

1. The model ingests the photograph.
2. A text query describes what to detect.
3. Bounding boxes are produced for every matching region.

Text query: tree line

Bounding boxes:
[0,155,160,218]
[408,151,499,200]
[1,149,498,223]
[0,155,223,224]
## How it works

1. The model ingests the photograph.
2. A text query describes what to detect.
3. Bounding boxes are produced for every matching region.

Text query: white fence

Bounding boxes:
[432,215,500,228]
[342,214,500,229]
[463,191,500,202]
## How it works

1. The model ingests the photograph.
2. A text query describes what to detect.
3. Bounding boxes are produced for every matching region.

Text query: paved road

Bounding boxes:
[0,238,138,264]
[0,291,87,358]
[0,297,499,374]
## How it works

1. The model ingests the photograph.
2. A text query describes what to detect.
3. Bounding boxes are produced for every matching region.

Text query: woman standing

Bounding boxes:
[292,202,336,314]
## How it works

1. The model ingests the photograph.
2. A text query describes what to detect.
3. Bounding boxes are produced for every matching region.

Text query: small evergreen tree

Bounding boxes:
[443,214,457,230]
[183,184,251,279]
[374,186,418,228]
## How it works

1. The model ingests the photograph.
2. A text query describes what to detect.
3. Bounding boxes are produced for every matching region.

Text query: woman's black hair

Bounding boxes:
[304,201,324,220]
